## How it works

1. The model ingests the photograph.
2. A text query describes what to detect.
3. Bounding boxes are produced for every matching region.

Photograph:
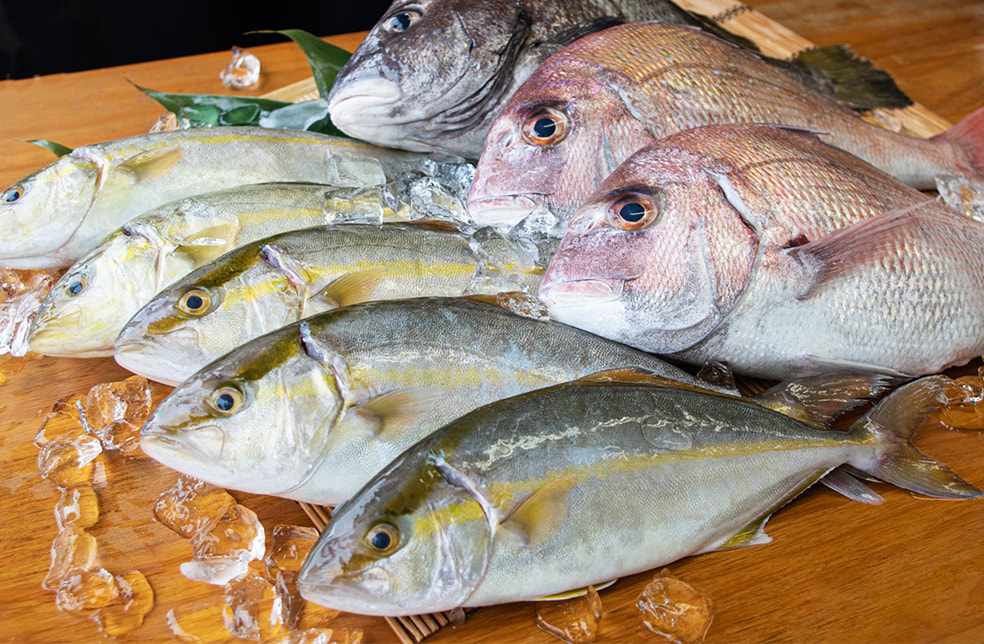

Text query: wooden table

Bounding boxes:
[1,2,983,642]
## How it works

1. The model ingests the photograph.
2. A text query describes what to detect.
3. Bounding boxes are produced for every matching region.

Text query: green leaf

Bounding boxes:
[258,29,352,98]
[135,84,292,127]
[25,139,73,157]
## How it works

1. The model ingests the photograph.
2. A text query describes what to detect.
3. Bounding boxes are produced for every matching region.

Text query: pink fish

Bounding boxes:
[539,124,984,379]
[469,22,984,229]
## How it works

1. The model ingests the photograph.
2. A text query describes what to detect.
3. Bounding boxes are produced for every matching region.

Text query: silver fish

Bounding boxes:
[114,223,541,385]
[328,0,910,159]
[28,162,474,359]
[297,372,979,615]
[468,23,984,230]
[0,126,453,268]
[138,297,725,505]
[539,125,984,378]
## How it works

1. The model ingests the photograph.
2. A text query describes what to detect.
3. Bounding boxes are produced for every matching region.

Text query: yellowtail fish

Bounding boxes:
[115,224,541,385]
[28,166,473,358]
[468,23,984,230]
[297,372,980,616]
[330,0,909,158]
[138,297,727,505]
[539,124,984,379]
[0,126,453,268]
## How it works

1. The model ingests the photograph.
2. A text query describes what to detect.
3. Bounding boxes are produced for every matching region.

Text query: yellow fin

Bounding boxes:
[537,579,617,601]
[500,475,575,547]
[353,388,444,441]
[115,146,184,183]
[316,268,385,308]
[715,515,773,551]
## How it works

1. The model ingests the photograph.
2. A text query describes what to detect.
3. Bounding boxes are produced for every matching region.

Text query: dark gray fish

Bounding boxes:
[328,0,910,158]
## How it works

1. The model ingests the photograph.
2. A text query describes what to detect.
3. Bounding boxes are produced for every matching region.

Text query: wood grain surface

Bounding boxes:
[1,2,983,643]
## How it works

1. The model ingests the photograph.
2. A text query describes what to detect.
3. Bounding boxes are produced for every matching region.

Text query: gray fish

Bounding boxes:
[328,0,910,159]
[298,371,979,616]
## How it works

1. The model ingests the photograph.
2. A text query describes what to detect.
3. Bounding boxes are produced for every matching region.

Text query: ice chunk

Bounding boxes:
[35,406,85,448]
[181,504,266,585]
[43,526,97,590]
[636,570,713,644]
[266,525,319,573]
[937,369,984,431]
[495,291,551,321]
[154,476,238,538]
[91,571,154,637]
[54,567,119,614]
[221,47,261,88]
[55,484,99,529]
[82,376,156,452]
[223,567,286,641]
[0,268,53,357]
[38,433,102,488]
[936,175,984,224]
[535,586,603,644]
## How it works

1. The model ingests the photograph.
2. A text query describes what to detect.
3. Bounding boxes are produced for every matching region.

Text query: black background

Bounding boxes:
[1,1,395,79]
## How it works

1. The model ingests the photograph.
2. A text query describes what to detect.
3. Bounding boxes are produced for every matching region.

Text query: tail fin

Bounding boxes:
[849,376,981,499]
[934,106,984,182]
[793,45,913,111]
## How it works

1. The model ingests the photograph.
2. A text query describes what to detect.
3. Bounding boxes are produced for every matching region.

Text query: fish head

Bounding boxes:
[328,0,533,159]
[299,450,493,615]
[539,144,759,353]
[469,56,656,229]
[139,324,346,497]
[0,153,101,268]
[29,231,156,357]
[114,243,298,386]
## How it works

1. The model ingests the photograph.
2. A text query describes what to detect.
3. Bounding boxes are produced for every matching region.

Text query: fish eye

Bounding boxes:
[208,385,244,416]
[66,276,86,296]
[2,184,25,204]
[365,523,400,553]
[177,288,212,316]
[382,8,422,33]
[608,194,658,231]
[522,108,569,147]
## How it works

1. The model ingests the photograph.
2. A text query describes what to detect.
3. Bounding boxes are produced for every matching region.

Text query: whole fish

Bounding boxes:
[297,372,980,616]
[28,165,474,359]
[114,224,542,385]
[539,126,984,378]
[0,126,453,268]
[328,0,910,159]
[138,297,726,505]
[468,23,984,229]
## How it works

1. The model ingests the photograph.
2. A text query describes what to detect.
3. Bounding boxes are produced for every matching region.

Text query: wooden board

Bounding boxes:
[1,2,983,642]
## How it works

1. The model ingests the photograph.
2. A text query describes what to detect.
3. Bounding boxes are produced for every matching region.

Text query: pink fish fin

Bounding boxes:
[820,467,884,505]
[847,375,982,499]
[933,105,984,181]
[753,372,898,429]
[785,200,937,300]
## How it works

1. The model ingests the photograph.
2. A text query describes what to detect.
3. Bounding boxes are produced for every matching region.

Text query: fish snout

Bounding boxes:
[539,278,624,308]
[115,325,204,386]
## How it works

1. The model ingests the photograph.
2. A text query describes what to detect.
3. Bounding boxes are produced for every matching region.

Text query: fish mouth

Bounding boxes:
[115,330,202,386]
[328,78,428,147]
[467,194,545,227]
[140,425,226,474]
[539,278,626,307]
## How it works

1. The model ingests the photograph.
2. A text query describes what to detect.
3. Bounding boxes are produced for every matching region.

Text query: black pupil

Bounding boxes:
[370,529,392,550]
[389,13,412,31]
[215,392,236,411]
[67,281,84,295]
[186,294,204,310]
[532,117,557,139]
[619,202,647,223]
[4,189,20,203]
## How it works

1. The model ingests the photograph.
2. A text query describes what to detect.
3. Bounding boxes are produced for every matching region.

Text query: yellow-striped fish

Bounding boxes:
[298,372,980,616]
[0,126,452,268]
[115,224,541,385]
[138,297,727,505]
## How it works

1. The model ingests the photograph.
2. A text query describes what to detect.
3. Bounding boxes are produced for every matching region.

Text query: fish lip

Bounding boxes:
[114,337,191,387]
[539,278,626,306]
[468,194,544,226]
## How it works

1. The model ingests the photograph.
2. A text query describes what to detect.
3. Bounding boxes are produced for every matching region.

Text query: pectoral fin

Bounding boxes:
[352,388,445,441]
[537,579,617,601]
[315,268,385,309]
[115,147,184,183]
[714,515,773,552]
[500,475,575,547]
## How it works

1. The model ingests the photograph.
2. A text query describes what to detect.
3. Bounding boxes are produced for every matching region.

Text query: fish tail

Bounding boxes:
[933,105,984,182]
[848,375,981,499]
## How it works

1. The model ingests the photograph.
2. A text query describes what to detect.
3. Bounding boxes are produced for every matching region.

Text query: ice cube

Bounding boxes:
[154,475,238,538]
[54,567,119,614]
[55,484,99,529]
[937,370,984,431]
[220,47,261,88]
[222,568,286,640]
[0,268,53,357]
[43,526,97,590]
[91,571,154,637]
[935,175,984,224]
[535,586,603,644]
[636,570,713,644]
[181,504,266,585]
[82,376,156,452]
[38,433,102,488]
[266,525,319,573]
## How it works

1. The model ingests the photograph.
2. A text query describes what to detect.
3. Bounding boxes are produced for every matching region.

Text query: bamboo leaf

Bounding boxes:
[257,29,351,98]
[25,139,73,157]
